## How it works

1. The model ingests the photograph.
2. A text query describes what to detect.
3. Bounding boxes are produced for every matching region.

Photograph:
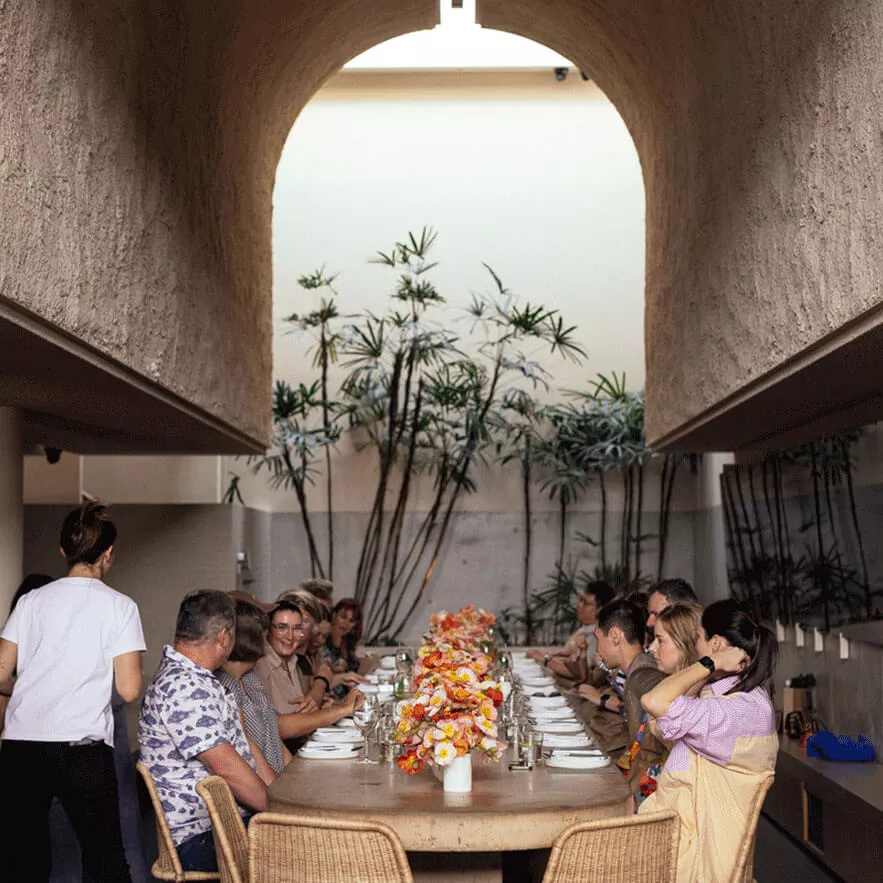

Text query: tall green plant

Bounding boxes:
[282,269,347,579]
[250,379,341,578]
[341,230,585,641]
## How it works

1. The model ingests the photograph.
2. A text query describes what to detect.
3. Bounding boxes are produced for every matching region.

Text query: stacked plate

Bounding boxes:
[541,732,594,749]
[545,751,610,771]
[299,741,361,760]
[312,728,364,745]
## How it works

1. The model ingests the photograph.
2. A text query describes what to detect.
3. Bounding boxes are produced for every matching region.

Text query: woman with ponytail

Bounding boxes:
[638,599,778,882]
[0,501,146,883]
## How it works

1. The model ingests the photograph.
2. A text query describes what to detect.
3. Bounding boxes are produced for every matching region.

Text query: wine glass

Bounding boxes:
[353,693,378,764]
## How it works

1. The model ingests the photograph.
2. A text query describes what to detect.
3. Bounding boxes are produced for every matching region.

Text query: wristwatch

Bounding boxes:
[599,692,611,710]
[543,655,551,667]
[698,656,716,674]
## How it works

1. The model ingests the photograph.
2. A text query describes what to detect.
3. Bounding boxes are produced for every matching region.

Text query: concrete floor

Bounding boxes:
[754,815,841,883]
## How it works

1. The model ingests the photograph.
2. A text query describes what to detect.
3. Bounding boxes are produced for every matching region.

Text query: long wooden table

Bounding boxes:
[268,749,632,881]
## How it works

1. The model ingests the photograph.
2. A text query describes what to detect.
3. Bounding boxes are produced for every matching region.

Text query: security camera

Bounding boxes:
[554,67,568,82]
[44,446,62,464]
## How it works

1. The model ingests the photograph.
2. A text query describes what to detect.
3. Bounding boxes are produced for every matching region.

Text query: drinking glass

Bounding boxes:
[353,694,379,764]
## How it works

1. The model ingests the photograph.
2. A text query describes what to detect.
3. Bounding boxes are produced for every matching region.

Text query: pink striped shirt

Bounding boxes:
[658,676,776,773]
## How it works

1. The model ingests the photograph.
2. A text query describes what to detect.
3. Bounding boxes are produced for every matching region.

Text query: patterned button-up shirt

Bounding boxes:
[138,645,255,845]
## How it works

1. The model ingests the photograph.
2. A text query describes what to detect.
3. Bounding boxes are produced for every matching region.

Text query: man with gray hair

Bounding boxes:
[138,590,276,873]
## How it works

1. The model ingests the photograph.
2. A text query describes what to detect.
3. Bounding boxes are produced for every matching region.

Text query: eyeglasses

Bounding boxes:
[271,623,305,634]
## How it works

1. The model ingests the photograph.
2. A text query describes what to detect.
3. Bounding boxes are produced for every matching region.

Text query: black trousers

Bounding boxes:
[0,739,132,883]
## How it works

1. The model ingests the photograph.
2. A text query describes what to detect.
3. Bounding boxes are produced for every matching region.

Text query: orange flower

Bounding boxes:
[397,750,424,775]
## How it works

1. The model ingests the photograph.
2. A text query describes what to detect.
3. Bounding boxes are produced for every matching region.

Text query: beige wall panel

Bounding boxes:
[82,455,221,505]
[23,453,80,504]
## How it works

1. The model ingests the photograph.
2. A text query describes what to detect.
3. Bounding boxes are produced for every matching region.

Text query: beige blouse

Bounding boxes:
[638,676,778,882]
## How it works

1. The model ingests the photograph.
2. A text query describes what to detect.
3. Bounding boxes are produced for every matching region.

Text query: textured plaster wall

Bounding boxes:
[477,0,883,446]
[1,0,437,447]
[6,0,881,453]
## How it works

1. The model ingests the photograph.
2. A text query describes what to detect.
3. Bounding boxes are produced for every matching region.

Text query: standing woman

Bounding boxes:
[639,599,778,882]
[0,501,146,883]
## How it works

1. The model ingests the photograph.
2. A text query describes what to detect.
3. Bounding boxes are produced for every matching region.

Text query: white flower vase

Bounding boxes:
[442,753,473,793]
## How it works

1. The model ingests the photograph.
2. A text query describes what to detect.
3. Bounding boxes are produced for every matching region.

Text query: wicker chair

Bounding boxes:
[195,776,249,883]
[248,812,414,883]
[136,761,220,882]
[542,810,679,883]
[731,775,775,883]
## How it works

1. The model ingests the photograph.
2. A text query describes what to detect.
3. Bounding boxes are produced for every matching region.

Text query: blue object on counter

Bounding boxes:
[805,730,876,763]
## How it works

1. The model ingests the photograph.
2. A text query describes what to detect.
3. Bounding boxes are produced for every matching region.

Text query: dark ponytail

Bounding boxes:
[60,501,117,566]
[701,599,778,696]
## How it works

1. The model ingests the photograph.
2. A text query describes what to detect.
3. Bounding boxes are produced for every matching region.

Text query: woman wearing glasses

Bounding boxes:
[255,601,362,752]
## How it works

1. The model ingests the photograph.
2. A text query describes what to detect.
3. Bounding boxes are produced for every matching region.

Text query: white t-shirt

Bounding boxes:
[1,576,146,746]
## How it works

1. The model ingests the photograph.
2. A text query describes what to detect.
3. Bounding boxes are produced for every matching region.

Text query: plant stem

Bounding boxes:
[842,438,871,617]
[523,436,533,644]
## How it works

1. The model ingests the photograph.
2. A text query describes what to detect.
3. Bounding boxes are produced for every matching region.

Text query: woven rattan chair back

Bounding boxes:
[196,776,249,883]
[731,775,775,883]
[136,761,220,882]
[248,812,414,883]
[542,810,679,883]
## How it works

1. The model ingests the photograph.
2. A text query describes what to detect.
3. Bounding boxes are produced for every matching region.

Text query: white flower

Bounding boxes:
[433,741,456,766]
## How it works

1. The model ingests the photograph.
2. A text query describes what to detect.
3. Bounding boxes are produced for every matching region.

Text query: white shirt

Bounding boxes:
[1,576,146,746]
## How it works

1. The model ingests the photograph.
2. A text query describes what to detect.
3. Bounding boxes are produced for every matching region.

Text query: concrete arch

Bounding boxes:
[3,1,883,453]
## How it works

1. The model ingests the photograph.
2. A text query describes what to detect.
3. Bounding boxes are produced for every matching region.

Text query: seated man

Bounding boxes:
[593,599,667,798]
[646,577,697,640]
[528,581,615,681]
[139,590,276,873]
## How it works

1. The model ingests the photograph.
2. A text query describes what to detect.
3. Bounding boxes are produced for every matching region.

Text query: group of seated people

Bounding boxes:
[0,501,777,883]
[531,577,779,882]
[139,585,369,872]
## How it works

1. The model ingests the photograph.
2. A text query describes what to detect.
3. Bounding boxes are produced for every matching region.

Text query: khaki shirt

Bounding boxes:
[621,651,667,790]
[255,644,306,715]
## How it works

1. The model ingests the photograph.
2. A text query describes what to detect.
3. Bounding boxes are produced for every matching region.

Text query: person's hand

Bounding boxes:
[578,683,602,704]
[345,689,365,714]
[711,646,749,674]
[526,649,545,664]
[332,671,366,689]
[572,633,587,652]
[288,695,318,713]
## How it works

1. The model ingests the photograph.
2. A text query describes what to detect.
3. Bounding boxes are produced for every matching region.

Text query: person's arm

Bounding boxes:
[246,735,278,786]
[641,647,748,719]
[197,743,268,812]
[277,688,363,740]
[577,682,623,713]
[0,638,17,688]
[280,740,293,767]
[113,651,144,703]
[0,639,17,733]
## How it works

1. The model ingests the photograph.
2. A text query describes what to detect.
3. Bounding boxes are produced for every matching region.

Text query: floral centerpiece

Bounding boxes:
[395,606,507,780]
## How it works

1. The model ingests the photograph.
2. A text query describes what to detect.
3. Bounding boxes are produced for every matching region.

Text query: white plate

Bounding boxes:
[521,686,560,697]
[534,722,586,734]
[335,719,359,729]
[357,683,379,694]
[546,754,609,771]
[312,730,364,744]
[543,734,593,748]
[520,676,556,687]
[528,696,567,708]
[299,745,360,760]
[531,708,576,721]
[379,656,397,670]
